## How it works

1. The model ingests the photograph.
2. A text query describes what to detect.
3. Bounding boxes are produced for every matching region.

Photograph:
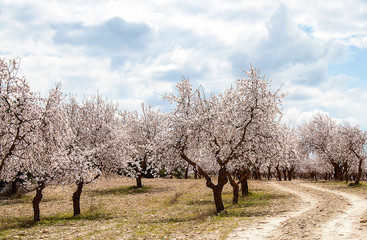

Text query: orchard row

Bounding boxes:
[1,58,366,222]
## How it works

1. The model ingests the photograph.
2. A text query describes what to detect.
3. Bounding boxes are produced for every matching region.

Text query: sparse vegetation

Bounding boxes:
[0,177,291,239]
[316,179,367,193]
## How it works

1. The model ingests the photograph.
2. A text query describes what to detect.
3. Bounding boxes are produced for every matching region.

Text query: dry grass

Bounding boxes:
[0,177,291,239]
[312,179,367,196]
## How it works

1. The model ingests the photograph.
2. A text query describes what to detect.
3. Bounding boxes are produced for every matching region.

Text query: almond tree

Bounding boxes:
[299,114,358,181]
[64,95,118,216]
[341,124,367,185]
[270,125,302,181]
[122,104,166,188]
[282,126,301,181]
[226,155,251,202]
[165,67,284,212]
[22,85,70,222]
[300,154,334,180]
[300,114,339,180]
[248,122,285,181]
[264,131,283,181]
[227,121,279,202]
[0,59,38,181]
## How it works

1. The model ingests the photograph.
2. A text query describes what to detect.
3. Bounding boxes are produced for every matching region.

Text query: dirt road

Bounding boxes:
[227,181,367,240]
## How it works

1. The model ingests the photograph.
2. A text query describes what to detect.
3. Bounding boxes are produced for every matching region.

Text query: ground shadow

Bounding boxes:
[0,211,112,232]
[87,185,152,196]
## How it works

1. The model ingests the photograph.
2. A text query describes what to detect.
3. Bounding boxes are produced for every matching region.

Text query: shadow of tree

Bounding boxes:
[0,212,112,231]
[87,185,152,196]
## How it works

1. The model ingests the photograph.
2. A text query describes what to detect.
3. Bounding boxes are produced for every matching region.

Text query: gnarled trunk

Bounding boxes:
[33,182,45,222]
[238,167,250,196]
[227,172,239,204]
[180,153,228,213]
[212,186,224,212]
[73,182,84,216]
[211,168,228,212]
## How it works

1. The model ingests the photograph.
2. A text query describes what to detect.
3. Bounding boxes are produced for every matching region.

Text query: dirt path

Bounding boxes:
[304,184,367,239]
[227,181,367,240]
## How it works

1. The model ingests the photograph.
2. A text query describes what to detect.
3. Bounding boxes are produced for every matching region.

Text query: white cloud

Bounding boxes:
[282,107,329,126]
[286,0,367,40]
[1,0,367,129]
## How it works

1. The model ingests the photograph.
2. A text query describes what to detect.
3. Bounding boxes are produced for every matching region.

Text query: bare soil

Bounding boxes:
[3,178,367,239]
[228,180,367,240]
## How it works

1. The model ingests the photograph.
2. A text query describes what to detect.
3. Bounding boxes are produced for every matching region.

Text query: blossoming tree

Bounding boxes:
[0,59,38,181]
[165,67,284,212]
[64,95,118,216]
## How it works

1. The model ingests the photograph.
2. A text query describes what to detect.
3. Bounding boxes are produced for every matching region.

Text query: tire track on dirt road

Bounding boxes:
[227,181,367,240]
[302,183,367,240]
[227,181,318,240]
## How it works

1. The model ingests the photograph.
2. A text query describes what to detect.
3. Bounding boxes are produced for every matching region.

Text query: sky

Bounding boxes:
[1,0,367,128]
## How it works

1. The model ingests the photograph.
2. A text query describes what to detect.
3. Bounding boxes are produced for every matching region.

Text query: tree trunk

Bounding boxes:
[253,167,261,180]
[179,152,228,213]
[287,168,294,181]
[184,165,189,179]
[193,166,198,179]
[136,176,142,188]
[232,184,239,204]
[10,178,19,195]
[342,162,349,183]
[211,168,228,213]
[32,183,45,222]
[333,166,337,180]
[136,157,147,188]
[276,166,282,181]
[252,169,257,180]
[237,168,250,196]
[267,166,272,180]
[73,182,84,216]
[257,168,262,180]
[354,157,363,185]
[227,173,239,204]
[334,165,344,181]
[212,186,225,213]
[241,177,249,196]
